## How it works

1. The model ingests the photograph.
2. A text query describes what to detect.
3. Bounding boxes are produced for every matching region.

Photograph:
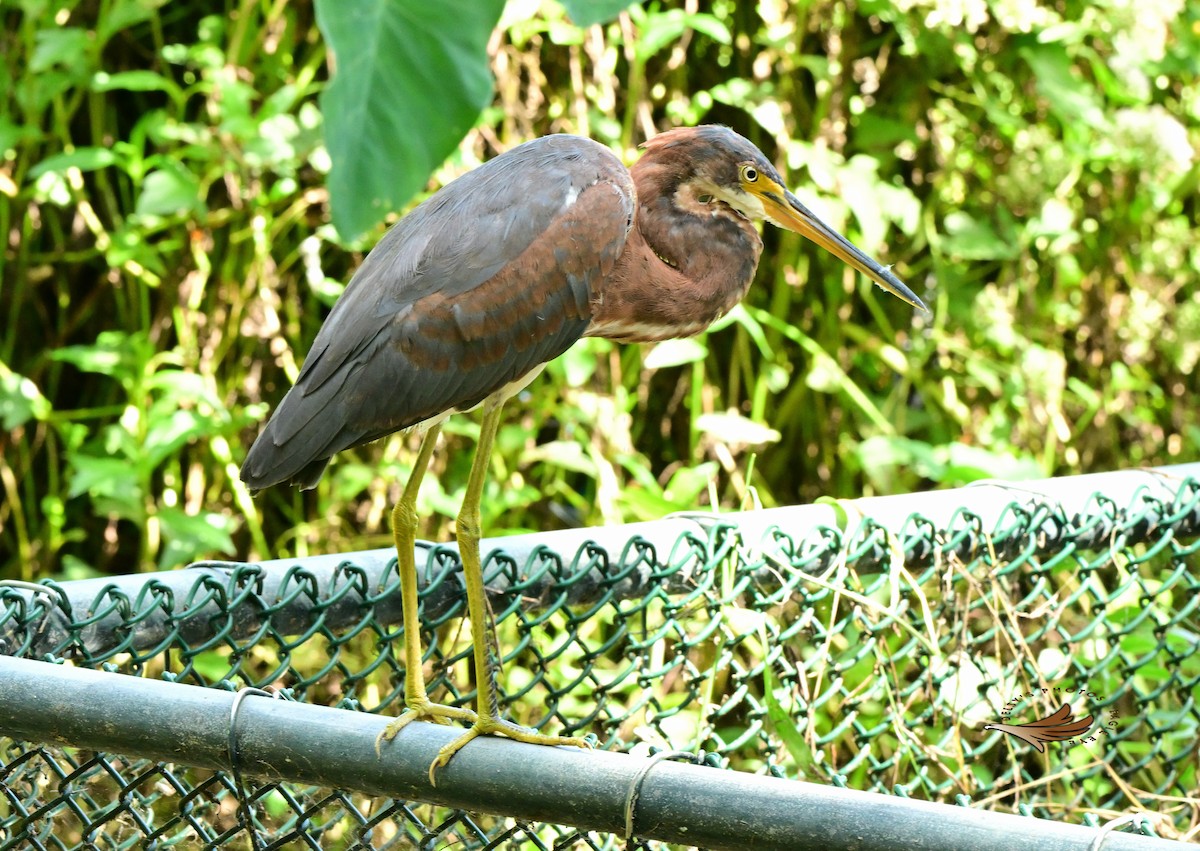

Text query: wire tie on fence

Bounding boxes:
[0,579,60,598]
[186,560,249,569]
[623,750,704,841]
[963,479,1064,510]
[228,687,278,851]
[662,510,725,531]
[0,580,70,626]
[1087,813,1150,851]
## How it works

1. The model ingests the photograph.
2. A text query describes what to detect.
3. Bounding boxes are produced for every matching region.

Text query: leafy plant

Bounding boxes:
[1,0,1197,581]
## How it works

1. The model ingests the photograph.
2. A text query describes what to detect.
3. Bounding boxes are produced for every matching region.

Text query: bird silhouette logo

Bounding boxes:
[984,704,1095,752]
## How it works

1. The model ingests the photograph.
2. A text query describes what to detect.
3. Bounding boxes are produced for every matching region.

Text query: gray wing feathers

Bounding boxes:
[241,136,634,490]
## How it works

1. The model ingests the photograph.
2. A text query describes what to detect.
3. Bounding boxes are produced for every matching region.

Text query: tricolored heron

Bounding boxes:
[241,125,927,783]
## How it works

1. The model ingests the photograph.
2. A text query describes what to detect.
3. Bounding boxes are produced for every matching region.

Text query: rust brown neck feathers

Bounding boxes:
[586,131,764,343]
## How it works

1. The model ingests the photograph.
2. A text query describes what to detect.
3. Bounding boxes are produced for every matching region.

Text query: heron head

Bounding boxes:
[645,125,928,313]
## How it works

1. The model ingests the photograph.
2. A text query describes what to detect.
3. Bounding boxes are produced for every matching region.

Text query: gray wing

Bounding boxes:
[241,135,635,489]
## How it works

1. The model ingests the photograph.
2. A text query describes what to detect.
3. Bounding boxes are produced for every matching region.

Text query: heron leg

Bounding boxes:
[375,422,476,756]
[424,400,591,785]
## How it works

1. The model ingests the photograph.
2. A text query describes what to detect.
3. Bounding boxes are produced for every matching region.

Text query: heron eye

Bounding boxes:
[697,194,713,204]
[741,165,758,183]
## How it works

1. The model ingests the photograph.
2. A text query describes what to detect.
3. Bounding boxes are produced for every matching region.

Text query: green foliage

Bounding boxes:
[50,330,246,568]
[315,0,507,240]
[1,0,1197,580]
[559,0,637,28]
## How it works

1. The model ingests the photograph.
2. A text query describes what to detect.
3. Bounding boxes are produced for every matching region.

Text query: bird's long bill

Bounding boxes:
[765,189,928,313]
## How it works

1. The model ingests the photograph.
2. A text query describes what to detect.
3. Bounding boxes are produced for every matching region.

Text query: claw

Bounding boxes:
[426,717,592,786]
[377,704,591,785]
[375,700,479,758]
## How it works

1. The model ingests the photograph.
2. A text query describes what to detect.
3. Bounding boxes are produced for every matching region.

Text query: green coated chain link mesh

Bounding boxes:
[2,475,1199,849]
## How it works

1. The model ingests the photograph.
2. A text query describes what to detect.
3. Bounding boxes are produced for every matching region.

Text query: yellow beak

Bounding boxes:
[757,183,928,313]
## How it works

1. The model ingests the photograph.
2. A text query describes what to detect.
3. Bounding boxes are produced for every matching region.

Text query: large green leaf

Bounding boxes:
[560,0,639,27]
[315,0,506,241]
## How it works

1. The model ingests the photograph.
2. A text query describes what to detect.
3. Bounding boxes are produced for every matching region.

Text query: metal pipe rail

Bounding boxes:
[245,460,1200,576]
[0,656,1183,851]
[3,464,1198,662]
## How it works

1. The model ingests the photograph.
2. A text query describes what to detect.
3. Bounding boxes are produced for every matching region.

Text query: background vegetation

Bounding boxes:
[1,0,1198,581]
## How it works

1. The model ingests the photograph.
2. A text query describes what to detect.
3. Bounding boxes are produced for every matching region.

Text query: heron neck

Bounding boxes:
[585,160,764,343]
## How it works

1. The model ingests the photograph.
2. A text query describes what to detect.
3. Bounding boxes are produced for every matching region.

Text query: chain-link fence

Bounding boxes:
[2,465,1198,849]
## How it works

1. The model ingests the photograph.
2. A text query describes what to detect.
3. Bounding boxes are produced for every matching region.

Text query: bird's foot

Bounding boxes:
[377,703,592,785]
[375,699,478,757]
[427,716,592,786]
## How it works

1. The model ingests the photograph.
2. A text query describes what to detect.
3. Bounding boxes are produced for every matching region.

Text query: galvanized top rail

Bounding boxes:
[3,464,1198,661]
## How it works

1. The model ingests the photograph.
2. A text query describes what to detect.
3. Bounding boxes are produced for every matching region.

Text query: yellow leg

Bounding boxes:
[375,423,476,751]
[383,400,591,785]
